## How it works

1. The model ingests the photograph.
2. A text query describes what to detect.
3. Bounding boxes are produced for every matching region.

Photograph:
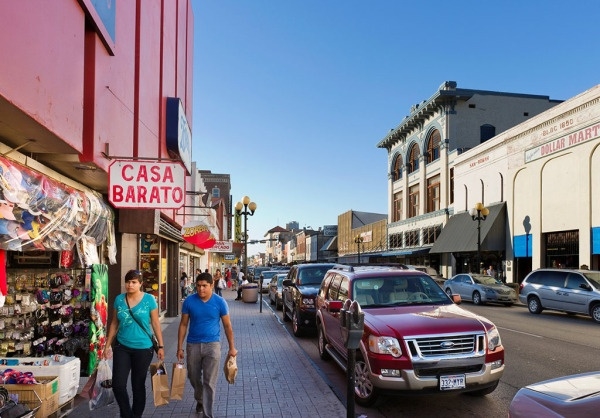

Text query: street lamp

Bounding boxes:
[469,202,489,273]
[235,196,257,282]
[354,234,364,264]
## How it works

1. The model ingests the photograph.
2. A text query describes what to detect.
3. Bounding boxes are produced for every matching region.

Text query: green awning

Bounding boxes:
[429,202,506,254]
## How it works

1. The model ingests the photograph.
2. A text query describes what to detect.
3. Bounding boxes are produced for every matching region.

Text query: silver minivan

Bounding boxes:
[519,268,600,323]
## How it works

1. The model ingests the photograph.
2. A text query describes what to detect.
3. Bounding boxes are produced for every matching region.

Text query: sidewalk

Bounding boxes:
[70,287,347,417]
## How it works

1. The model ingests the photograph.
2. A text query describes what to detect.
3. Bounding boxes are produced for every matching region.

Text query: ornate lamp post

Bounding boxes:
[354,234,364,264]
[235,196,257,281]
[469,202,489,273]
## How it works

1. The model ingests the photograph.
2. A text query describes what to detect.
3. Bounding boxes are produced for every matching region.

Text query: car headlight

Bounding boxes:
[487,327,501,351]
[301,298,314,307]
[368,335,402,357]
[482,287,495,294]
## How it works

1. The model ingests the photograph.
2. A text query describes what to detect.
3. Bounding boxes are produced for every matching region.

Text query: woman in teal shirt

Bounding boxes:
[105,270,165,418]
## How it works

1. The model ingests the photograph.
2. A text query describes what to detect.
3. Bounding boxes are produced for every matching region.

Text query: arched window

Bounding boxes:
[426,130,441,163]
[392,155,403,181]
[407,143,420,174]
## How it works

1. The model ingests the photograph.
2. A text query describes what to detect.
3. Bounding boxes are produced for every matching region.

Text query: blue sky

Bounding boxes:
[191,0,600,256]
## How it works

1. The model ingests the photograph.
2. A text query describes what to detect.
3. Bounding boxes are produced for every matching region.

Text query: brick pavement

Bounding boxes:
[69,287,347,417]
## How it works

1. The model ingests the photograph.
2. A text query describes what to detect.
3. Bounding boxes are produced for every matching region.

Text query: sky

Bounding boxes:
[190,0,600,256]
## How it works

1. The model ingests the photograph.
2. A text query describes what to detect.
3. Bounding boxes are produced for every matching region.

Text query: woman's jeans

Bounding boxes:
[187,342,220,418]
[112,341,154,418]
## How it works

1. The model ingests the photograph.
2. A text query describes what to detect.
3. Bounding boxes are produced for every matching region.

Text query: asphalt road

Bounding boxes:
[265,298,600,417]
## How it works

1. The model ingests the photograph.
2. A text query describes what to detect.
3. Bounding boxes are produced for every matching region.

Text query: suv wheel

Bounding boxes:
[292,309,303,337]
[472,291,482,305]
[282,302,290,322]
[354,356,378,406]
[527,296,543,314]
[317,324,330,360]
[590,303,600,323]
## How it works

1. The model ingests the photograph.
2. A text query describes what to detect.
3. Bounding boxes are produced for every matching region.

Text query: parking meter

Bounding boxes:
[341,299,365,418]
[341,300,364,349]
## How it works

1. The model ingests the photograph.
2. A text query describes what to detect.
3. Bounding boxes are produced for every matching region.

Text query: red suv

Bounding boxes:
[316,265,504,405]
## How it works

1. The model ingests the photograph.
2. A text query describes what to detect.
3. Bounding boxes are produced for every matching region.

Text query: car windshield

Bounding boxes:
[352,275,451,307]
[262,271,278,279]
[298,268,331,285]
[473,275,502,285]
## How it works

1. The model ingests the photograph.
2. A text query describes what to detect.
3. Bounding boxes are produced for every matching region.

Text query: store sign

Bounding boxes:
[108,160,185,209]
[211,241,233,253]
[224,254,236,260]
[181,221,216,249]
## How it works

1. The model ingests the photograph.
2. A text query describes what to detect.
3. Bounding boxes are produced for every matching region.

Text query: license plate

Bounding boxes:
[439,374,466,390]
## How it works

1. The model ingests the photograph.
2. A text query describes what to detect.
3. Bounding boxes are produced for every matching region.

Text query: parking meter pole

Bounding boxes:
[341,300,364,418]
[347,347,356,418]
[259,281,263,313]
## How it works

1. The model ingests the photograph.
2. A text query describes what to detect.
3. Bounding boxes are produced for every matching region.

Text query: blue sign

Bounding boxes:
[166,97,193,174]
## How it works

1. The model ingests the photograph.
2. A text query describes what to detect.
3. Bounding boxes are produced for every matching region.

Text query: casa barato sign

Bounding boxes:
[108,160,186,209]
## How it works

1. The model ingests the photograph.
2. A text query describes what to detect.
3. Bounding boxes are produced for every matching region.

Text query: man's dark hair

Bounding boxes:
[196,272,213,284]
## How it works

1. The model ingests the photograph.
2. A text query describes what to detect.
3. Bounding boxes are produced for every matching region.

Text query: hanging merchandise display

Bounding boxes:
[0,156,116,262]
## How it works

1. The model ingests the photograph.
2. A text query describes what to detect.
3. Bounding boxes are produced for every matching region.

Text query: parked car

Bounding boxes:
[519,268,600,323]
[316,264,504,406]
[282,263,337,336]
[248,266,271,282]
[268,273,287,309]
[258,270,281,293]
[444,273,517,306]
[509,371,600,417]
[406,265,445,287]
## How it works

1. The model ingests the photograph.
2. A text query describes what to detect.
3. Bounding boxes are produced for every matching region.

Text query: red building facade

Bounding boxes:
[0,1,196,318]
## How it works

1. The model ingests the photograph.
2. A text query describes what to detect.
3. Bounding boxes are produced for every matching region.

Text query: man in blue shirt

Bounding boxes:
[177,272,237,417]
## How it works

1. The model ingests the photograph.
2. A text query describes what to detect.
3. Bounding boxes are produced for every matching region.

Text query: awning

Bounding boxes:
[381,248,431,257]
[429,202,506,254]
[321,236,337,251]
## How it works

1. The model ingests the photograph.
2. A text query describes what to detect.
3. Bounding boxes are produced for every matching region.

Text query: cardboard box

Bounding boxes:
[1,375,59,417]
[0,355,80,405]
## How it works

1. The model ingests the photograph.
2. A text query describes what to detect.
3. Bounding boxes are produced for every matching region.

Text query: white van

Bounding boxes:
[519,268,600,323]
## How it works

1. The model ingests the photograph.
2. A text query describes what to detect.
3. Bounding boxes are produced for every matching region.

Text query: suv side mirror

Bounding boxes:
[580,283,592,291]
[282,279,292,287]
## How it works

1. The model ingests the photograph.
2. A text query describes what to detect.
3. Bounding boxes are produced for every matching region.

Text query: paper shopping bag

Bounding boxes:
[150,361,170,406]
[223,355,238,384]
[170,362,187,400]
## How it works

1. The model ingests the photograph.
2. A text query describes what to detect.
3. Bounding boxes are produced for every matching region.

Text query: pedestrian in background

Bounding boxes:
[177,272,237,417]
[180,271,188,300]
[235,270,247,301]
[230,266,238,291]
[104,269,165,418]
[214,269,224,296]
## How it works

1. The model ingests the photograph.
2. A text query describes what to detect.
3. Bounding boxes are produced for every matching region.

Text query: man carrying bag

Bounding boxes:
[177,272,237,418]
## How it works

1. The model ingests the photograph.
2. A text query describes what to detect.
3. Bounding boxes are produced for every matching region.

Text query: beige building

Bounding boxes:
[443,84,600,282]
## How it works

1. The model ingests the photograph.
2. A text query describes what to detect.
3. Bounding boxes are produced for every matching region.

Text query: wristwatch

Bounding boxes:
[158,346,164,349]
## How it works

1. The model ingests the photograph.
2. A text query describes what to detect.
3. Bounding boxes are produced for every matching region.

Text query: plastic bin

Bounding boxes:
[0,355,80,405]
[242,283,258,303]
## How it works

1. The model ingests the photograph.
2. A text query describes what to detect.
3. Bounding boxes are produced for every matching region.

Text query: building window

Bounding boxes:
[426,175,440,213]
[406,229,420,247]
[393,191,403,222]
[426,130,441,163]
[423,225,442,245]
[389,232,403,248]
[407,143,420,174]
[408,184,419,218]
[392,155,403,181]
[211,186,220,198]
[480,124,496,143]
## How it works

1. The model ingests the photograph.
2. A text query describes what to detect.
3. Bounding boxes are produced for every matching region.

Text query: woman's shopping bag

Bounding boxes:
[89,359,115,410]
[170,362,187,400]
[150,361,170,406]
[223,355,238,384]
